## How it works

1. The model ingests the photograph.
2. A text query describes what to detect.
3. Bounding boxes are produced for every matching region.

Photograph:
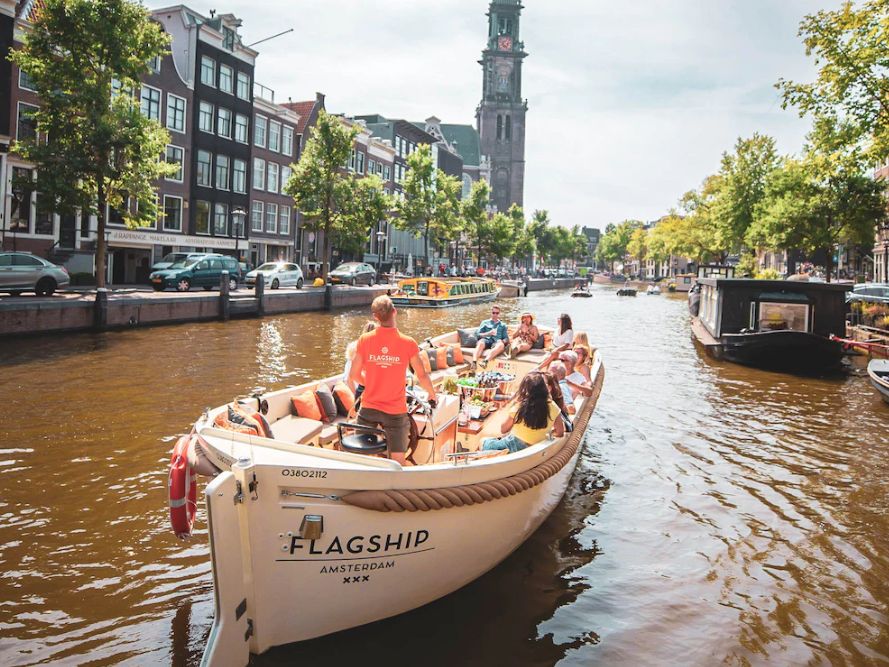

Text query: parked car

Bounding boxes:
[328,262,376,286]
[151,251,220,272]
[245,262,304,289]
[0,251,70,296]
[149,254,241,292]
[847,283,889,304]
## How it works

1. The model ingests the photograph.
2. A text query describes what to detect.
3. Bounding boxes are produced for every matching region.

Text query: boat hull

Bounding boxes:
[867,359,889,404]
[390,290,499,308]
[706,329,843,371]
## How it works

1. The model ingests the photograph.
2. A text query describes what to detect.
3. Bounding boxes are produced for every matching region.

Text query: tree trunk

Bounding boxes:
[825,245,833,284]
[423,219,430,272]
[96,177,107,289]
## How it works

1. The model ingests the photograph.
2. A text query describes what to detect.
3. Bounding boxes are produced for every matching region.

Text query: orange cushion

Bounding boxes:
[436,347,448,370]
[332,382,355,415]
[417,351,432,375]
[450,345,464,364]
[214,406,260,436]
[292,391,323,421]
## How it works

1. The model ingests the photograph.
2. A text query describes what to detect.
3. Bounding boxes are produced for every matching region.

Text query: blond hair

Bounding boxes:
[371,295,395,322]
[346,321,377,360]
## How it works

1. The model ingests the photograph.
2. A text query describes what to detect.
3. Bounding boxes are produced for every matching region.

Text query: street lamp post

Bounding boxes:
[231,206,246,264]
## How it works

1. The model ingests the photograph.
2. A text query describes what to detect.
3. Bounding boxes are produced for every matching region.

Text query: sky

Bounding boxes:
[167,0,841,230]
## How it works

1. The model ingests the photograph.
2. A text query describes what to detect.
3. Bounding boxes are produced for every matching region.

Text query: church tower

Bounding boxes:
[476,0,527,213]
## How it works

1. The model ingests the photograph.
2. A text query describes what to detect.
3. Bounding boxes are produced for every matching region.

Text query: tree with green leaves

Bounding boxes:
[777,0,889,161]
[529,210,557,268]
[461,179,491,266]
[394,143,462,269]
[335,175,393,262]
[676,175,730,263]
[747,117,888,282]
[486,212,517,264]
[595,220,642,273]
[284,110,358,281]
[626,227,648,263]
[711,133,780,252]
[10,0,174,288]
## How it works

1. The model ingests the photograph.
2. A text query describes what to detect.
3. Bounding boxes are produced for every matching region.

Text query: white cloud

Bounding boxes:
[164,0,841,229]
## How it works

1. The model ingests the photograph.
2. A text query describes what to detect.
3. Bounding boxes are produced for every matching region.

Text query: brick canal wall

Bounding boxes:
[0,280,578,338]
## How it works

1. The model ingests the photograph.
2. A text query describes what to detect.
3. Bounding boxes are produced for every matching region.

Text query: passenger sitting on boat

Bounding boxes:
[547,361,574,402]
[509,312,540,357]
[571,332,593,383]
[473,306,510,367]
[558,350,593,398]
[349,296,437,465]
[536,370,573,432]
[481,373,565,453]
[344,321,377,393]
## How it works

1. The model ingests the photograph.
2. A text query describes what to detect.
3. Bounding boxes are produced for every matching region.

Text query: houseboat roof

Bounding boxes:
[698,278,850,293]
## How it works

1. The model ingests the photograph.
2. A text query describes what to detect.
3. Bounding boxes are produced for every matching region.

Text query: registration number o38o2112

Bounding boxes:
[281,469,328,479]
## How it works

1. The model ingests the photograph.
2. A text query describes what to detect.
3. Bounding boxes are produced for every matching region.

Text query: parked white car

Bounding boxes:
[245,261,304,289]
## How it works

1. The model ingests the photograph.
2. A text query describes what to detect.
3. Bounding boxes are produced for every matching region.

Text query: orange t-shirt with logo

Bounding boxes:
[356,327,419,414]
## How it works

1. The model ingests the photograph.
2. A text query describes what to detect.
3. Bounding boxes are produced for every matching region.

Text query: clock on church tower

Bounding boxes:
[497,35,512,51]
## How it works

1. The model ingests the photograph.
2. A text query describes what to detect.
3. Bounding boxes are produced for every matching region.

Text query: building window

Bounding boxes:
[217,107,232,138]
[251,201,264,232]
[233,158,247,193]
[195,200,210,235]
[10,167,33,232]
[279,205,291,235]
[376,162,383,176]
[223,26,235,51]
[349,149,356,171]
[166,94,186,133]
[196,150,212,187]
[165,145,184,182]
[235,113,249,143]
[163,195,183,231]
[505,115,511,141]
[254,114,267,147]
[368,159,375,174]
[282,125,294,156]
[253,157,265,190]
[281,165,292,189]
[34,192,53,234]
[384,165,391,181]
[199,101,214,133]
[268,120,281,152]
[356,151,365,174]
[219,64,233,94]
[16,103,38,142]
[266,202,278,233]
[216,155,230,190]
[267,162,279,193]
[200,56,216,87]
[140,85,161,120]
[18,68,36,92]
[214,203,228,235]
[496,114,503,140]
[236,72,251,100]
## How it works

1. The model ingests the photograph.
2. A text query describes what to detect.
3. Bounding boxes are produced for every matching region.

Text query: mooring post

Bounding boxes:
[324,284,332,311]
[93,287,108,331]
[255,273,265,317]
[220,270,230,321]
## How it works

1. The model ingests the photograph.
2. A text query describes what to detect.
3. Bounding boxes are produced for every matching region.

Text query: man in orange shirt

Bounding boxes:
[349,295,437,465]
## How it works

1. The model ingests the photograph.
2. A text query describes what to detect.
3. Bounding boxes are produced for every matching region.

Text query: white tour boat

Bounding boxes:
[169,326,604,666]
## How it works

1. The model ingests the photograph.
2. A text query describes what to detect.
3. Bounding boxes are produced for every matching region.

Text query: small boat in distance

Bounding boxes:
[389,276,499,308]
[572,284,592,298]
[867,359,889,404]
[690,277,849,372]
[616,287,637,297]
[646,285,661,295]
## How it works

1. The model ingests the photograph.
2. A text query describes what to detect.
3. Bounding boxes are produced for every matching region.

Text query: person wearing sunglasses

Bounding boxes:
[473,306,510,369]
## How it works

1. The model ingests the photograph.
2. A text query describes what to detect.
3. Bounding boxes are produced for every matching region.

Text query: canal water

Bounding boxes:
[0,285,886,665]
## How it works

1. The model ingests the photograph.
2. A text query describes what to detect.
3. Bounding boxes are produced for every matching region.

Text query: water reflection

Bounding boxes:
[0,286,887,665]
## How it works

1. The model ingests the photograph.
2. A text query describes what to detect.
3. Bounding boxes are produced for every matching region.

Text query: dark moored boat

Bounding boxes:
[867,360,889,404]
[690,278,849,372]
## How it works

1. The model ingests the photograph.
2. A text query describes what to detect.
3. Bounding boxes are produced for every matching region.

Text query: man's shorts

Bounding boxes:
[480,336,496,350]
[356,407,410,453]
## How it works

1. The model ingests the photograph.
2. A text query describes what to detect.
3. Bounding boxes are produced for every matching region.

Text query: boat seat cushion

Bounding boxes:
[315,385,338,422]
[292,391,323,421]
[272,415,323,445]
[458,328,478,348]
[332,382,355,416]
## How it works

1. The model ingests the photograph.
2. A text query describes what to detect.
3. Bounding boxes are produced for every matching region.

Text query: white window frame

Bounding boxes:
[149,54,162,73]
[233,158,247,194]
[356,151,365,174]
[214,203,228,235]
[253,157,265,190]
[279,204,291,235]
[251,201,264,232]
[236,71,251,100]
[166,93,186,133]
[268,120,281,152]
[162,194,183,232]
[216,154,230,191]
[140,84,161,121]
[18,68,36,92]
[234,113,249,144]
[282,125,294,156]
[164,145,184,183]
[267,162,279,194]
[266,202,278,234]
[196,150,212,188]
[198,101,214,133]
[281,165,292,188]
[201,56,216,87]
[219,64,234,94]
[217,107,233,139]
[254,114,268,148]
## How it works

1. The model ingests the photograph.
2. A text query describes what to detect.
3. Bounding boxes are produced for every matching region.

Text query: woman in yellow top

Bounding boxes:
[481,373,565,453]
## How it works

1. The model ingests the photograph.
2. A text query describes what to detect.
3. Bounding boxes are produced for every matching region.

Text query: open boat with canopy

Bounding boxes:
[389,276,500,308]
[170,326,604,666]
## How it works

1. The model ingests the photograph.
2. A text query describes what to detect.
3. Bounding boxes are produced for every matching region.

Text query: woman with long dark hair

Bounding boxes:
[552,313,574,349]
[481,373,565,453]
[537,370,574,433]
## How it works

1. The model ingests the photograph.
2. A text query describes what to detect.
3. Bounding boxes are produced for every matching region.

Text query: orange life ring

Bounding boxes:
[169,435,197,538]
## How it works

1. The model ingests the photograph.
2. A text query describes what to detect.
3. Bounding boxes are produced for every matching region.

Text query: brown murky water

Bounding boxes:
[0,286,887,665]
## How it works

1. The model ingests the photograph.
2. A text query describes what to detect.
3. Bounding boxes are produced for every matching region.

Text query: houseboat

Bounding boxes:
[390,276,500,308]
[668,273,696,293]
[168,327,604,666]
[690,278,849,372]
